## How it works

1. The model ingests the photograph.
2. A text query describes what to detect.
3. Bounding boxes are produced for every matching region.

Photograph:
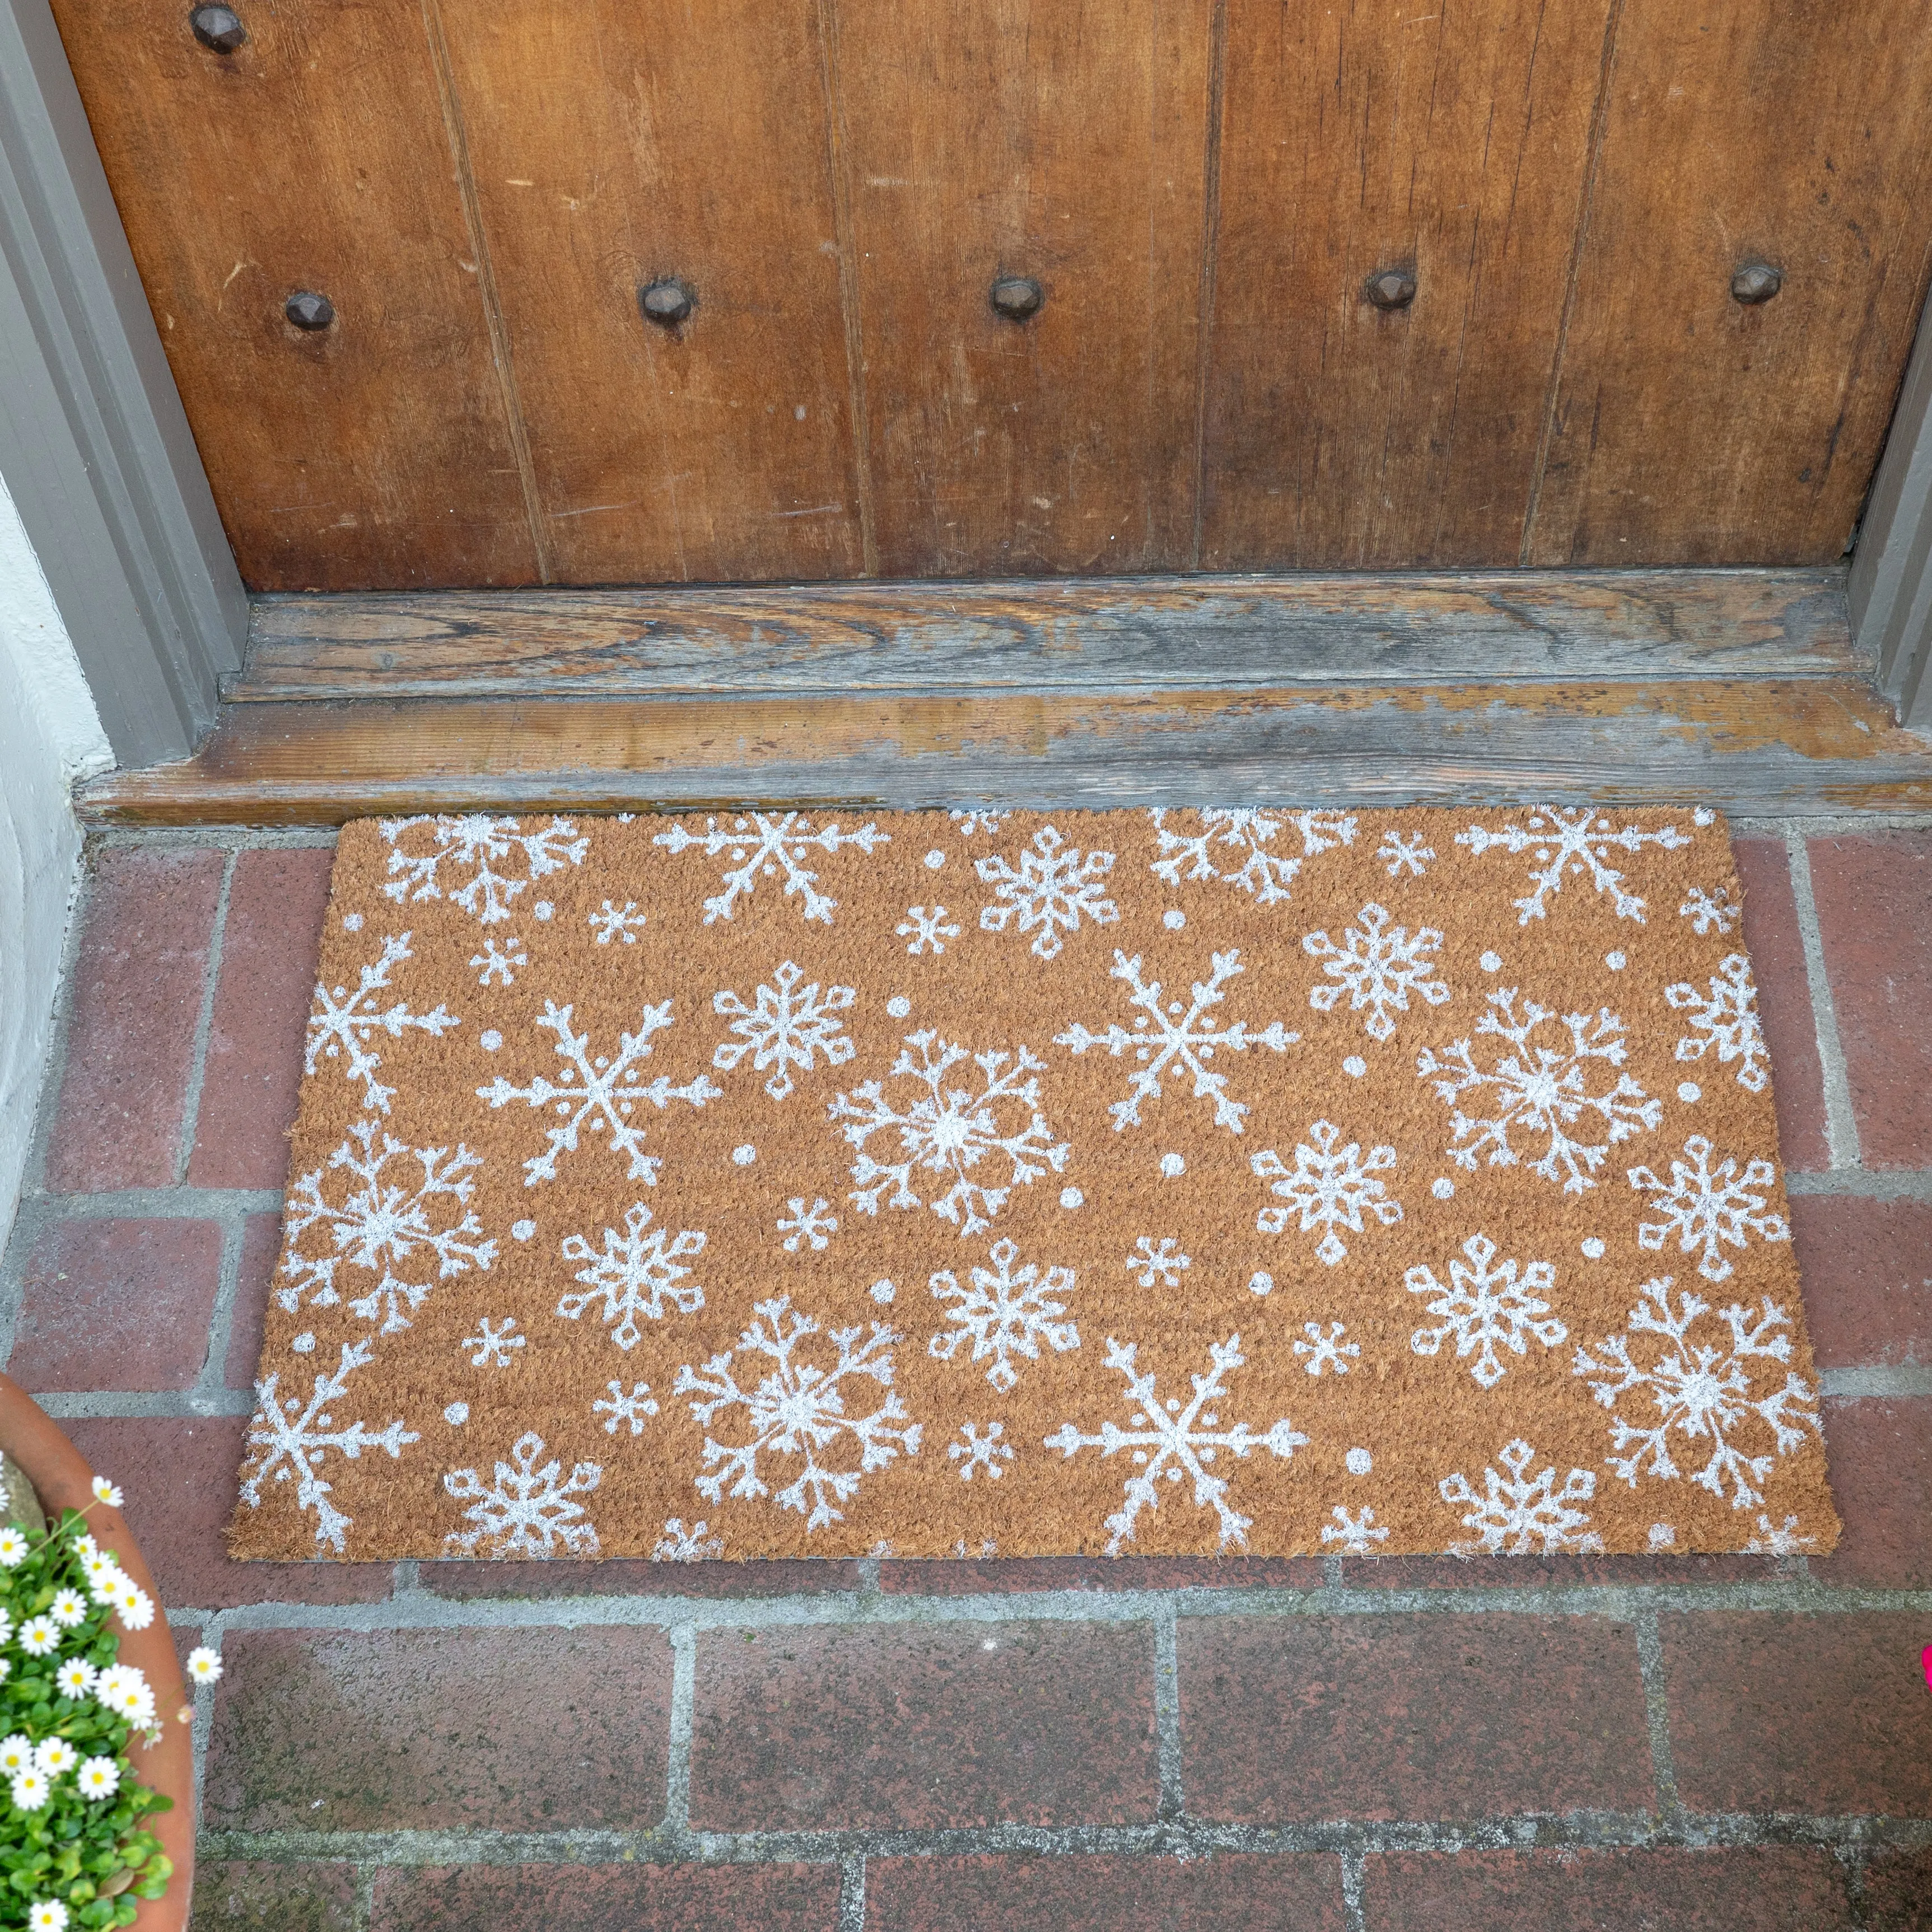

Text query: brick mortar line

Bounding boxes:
[175,849,237,1187]
[197,1214,251,1406]
[88,826,340,855]
[1785,833,1861,1169]
[1631,1608,1684,1831]
[1338,1850,1368,1932]
[1152,1602,1183,1822]
[1732,811,1932,836]
[664,1624,696,1833]
[1784,1168,1932,1200]
[837,1852,866,1932]
[31,1390,257,1419]
[351,1866,377,1932]
[10,1186,285,1218]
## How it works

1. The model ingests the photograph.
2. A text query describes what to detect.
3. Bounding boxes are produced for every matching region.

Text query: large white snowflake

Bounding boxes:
[1665,954,1767,1094]
[1438,1438,1602,1556]
[674,1295,921,1532]
[239,1341,418,1553]
[928,1237,1080,1392]
[557,1203,706,1348]
[1147,808,1356,907]
[1454,806,1689,925]
[1056,948,1296,1134]
[710,960,855,1100]
[379,814,589,925]
[1417,989,1661,1193]
[279,1118,495,1333]
[1303,901,1450,1042]
[1627,1136,1790,1282]
[1573,1276,1822,1509]
[974,824,1119,959]
[1406,1234,1566,1388]
[1252,1119,1402,1266]
[653,811,888,925]
[443,1431,601,1557]
[476,999,719,1187]
[829,1030,1068,1235]
[1044,1334,1307,1554]
[305,934,458,1115]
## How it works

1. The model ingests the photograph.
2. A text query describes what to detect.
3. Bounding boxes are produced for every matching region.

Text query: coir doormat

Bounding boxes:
[232,806,1838,1564]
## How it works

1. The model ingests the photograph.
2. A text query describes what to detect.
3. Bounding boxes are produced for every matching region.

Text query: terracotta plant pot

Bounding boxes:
[0,1374,195,1932]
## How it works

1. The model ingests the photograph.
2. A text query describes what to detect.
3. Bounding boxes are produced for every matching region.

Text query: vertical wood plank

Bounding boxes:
[434,0,865,584]
[1200,0,1615,569]
[1526,0,1932,567]
[836,0,1212,578]
[46,0,540,591]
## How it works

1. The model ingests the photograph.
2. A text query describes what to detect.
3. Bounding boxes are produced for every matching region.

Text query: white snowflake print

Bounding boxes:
[558,1203,706,1348]
[949,1422,1015,1481]
[1438,1437,1602,1556]
[379,814,589,925]
[477,999,720,1187]
[589,899,645,945]
[674,1295,922,1532]
[462,1317,524,1368]
[1627,1136,1790,1282]
[829,1029,1068,1236]
[652,811,888,925]
[974,824,1119,959]
[470,936,526,987]
[1303,901,1450,1042]
[1148,807,1356,907]
[1455,806,1689,925]
[1124,1236,1191,1289]
[710,960,856,1100]
[928,1237,1079,1393]
[1292,1322,1359,1376]
[238,1341,418,1554]
[443,1431,601,1557]
[1744,1513,1816,1554]
[1574,1276,1821,1509]
[279,1119,494,1333]
[897,904,961,955]
[1406,1234,1567,1389]
[778,1197,839,1253]
[1056,948,1296,1135]
[1320,1505,1388,1551]
[305,934,458,1115]
[949,809,1010,836]
[1666,954,1767,1094]
[652,1517,723,1561]
[1417,989,1661,1193]
[593,1380,659,1435]
[1252,1120,1402,1266]
[1679,884,1742,936]
[1044,1333,1308,1554]
[1378,829,1434,879]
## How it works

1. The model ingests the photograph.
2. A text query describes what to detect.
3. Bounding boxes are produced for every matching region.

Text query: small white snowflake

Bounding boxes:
[949,1421,1016,1481]
[589,899,646,945]
[1665,954,1767,1094]
[1303,901,1450,1042]
[1744,1513,1816,1554]
[593,1380,659,1436]
[558,1203,706,1348]
[443,1431,601,1557]
[1627,1136,1790,1282]
[1455,806,1688,925]
[1319,1504,1388,1551]
[1124,1236,1191,1289]
[1292,1322,1360,1376]
[1056,947,1296,1135]
[379,814,589,925]
[1406,1234,1566,1388]
[1679,884,1742,936]
[929,1237,1080,1392]
[1148,808,1356,907]
[778,1197,839,1253]
[1252,1119,1402,1266]
[1377,829,1434,878]
[462,1317,525,1368]
[652,1517,723,1561]
[1438,1438,1601,1556]
[305,934,459,1115]
[653,811,888,925]
[897,904,962,955]
[470,936,526,987]
[711,960,855,1100]
[974,824,1119,959]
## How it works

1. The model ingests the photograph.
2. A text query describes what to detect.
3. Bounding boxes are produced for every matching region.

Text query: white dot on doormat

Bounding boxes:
[1648,1522,1677,1548]
[1343,1055,1366,1078]
[480,1029,502,1051]
[1160,1152,1186,1178]
[1060,1187,1084,1209]
[1164,909,1186,930]
[1677,1081,1701,1103]
[444,1402,469,1427]
[1248,1271,1273,1296]
[533,901,554,921]
[887,995,911,1018]
[341,912,363,932]
[511,1219,536,1243]
[1606,950,1626,970]
[1480,950,1502,973]
[1346,1447,1373,1476]
[732,1145,757,1165]
[869,1279,895,1304]
[1581,1237,1606,1259]
[924,850,945,870]
[291,1332,315,1354]
[1431,1178,1455,1200]
[1693,806,1715,827]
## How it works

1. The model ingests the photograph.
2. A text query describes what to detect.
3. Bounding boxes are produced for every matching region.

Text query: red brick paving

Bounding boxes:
[1339,1550,1780,1590]
[865,1853,1348,1931]
[204,1626,673,1832]
[189,1860,360,1930]
[10,1215,221,1388]
[879,1555,1323,1594]
[1861,1846,1932,1932]
[1734,838,1831,1173]
[1790,1194,1932,1368]
[368,1864,844,1932]
[1814,1398,1931,1589]
[420,1555,864,1599]
[689,1621,1160,1830]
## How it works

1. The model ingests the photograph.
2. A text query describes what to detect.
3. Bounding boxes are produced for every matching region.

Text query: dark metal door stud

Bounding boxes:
[990,276,1044,320]
[1364,267,1418,310]
[284,291,334,331]
[639,280,695,326]
[190,6,247,52]
[1731,262,1784,305]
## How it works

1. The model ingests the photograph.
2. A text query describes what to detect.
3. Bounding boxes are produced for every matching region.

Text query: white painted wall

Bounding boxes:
[0,470,112,1245]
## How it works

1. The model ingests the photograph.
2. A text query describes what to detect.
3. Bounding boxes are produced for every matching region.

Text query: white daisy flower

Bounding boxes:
[10,1767,49,1811]
[0,1735,32,1775]
[17,1617,59,1656]
[0,1611,13,1645]
[27,1901,68,1931]
[95,1667,153,1725]
[185,1646,223,1686]
[48,1590,87,1629]
[54,1659,95,1699]
[0,1527,30,1567]
[73,1534,99,1561]
[33,1738,76,1777]
[112,1582,153,1631]
[90,1477,123,1509]
[80,1552,118,1592]
[77,1756,119,1800]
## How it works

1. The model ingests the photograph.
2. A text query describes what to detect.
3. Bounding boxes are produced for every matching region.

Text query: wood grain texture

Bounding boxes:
[46,0,540,590]
[432,0,866,584]
[234,569,1854,697]
[1200,0,1615,568]
[835,0,1212,576]
[1525,0,1932,566]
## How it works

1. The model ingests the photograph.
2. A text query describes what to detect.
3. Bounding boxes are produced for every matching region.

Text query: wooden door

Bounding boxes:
[48,0,1932,590]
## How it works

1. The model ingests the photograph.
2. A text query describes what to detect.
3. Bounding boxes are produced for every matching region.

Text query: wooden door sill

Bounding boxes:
[76,567,1932,824]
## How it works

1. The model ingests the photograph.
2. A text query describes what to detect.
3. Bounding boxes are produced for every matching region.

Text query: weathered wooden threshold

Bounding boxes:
[76,567,1932,824]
